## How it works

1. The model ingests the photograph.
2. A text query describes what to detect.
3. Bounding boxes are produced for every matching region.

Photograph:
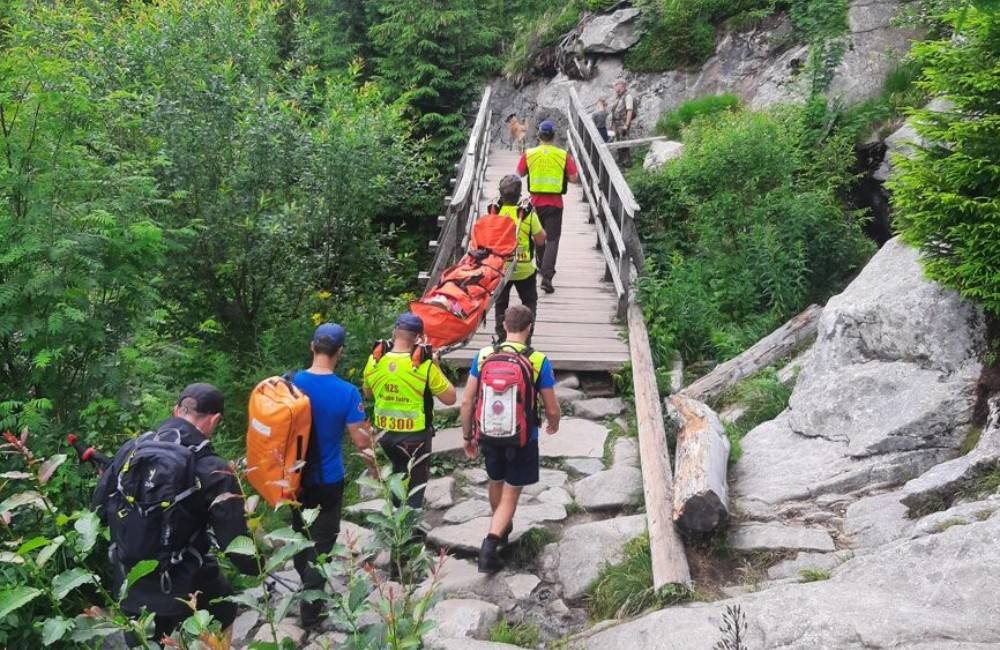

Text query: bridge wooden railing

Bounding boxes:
[420,87,493,287]
[565,86,645,319]
[566,86,692,588]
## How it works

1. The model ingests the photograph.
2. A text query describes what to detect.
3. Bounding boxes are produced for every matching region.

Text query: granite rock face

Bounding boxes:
[574,514,1000,649]
[578,8,643,54]
[734,238,985,513]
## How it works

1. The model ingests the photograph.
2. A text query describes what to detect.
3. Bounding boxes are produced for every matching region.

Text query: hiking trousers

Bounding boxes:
[380,436,432,509]
[495,273,538,340]
[292,480,345,625]
[534,205,563,283]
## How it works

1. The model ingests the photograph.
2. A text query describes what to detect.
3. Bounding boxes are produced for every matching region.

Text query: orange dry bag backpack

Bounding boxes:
[246,376,312,506]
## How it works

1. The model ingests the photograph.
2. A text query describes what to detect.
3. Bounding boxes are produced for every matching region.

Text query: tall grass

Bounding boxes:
[588,535,693,619]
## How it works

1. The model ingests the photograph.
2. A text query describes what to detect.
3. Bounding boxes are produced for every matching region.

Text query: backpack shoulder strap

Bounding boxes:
[372,339,391,362]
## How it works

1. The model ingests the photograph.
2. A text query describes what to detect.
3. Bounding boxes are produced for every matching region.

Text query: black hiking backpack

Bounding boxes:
[105,428,210,593]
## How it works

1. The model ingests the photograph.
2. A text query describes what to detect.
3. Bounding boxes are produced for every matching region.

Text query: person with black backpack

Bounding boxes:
[92,383,259,645]
[459,305,561,573]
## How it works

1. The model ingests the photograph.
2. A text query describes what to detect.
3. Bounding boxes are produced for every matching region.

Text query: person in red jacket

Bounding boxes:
[516,120,579,294]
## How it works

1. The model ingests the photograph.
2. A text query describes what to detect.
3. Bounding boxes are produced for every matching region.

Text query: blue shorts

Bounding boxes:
[482,439,539,487]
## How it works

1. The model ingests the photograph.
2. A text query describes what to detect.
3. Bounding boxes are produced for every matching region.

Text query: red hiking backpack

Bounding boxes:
[473,345,538,448]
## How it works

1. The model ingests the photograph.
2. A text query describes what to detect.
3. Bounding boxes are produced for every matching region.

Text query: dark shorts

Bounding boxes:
[482,438,540,487]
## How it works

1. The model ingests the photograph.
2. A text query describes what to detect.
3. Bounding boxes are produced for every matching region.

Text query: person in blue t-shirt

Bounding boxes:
[459,305,561,573]
[291,322,376,627]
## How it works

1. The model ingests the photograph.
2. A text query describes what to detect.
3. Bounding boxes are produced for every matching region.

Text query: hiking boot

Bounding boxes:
[540,279,555,293]
[478,534,504,574]
[499,521,514,546]
[300,599,323,629]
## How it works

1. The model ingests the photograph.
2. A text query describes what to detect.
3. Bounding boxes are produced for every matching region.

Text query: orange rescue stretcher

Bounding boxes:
[410,207,520,352]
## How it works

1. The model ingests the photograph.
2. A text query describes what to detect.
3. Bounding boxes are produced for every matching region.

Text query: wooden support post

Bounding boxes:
[627,300,692,587]
[429,240,439,252]
[669,394,730,534]
[681,304,823,403]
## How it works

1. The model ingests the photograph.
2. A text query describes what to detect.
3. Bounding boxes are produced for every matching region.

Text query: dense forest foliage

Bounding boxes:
[0,0,996,646]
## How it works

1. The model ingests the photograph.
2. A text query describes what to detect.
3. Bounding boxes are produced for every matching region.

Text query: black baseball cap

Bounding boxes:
[177,383,225,415]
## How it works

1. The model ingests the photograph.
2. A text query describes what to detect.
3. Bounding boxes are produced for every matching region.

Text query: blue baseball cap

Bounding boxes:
[539,120,556,134]
[313,322,346,347]
[394,312,424,334]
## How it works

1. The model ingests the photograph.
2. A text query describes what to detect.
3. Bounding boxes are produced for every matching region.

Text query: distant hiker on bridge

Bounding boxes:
[92,383,259,645]
[517,120,579,294]
[459,305,561,573]
[291,322,379,627]
[364,313,456,509]
[492,174,546,342]
[593,98,610,142]
[611,79,636,165]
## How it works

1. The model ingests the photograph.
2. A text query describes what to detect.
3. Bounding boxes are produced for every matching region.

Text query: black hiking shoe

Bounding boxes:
[478,534,504,574]
[540,279,555,293]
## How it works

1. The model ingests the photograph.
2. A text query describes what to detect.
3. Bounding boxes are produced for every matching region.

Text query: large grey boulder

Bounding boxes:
[767,550,853,580]
[901,396,1000,514]
[420,557,505,600]
[539,418,609,459]
[425,598,500,642]
[843,491,912,549]
[643,140,684,171]
[541,514,647,600]
[572,397,626,420]
[911,497,1000,539]
[579,8,643,54]
[734,238,985,514]
[827,0,924,104]
[564,457,605,476]
[424,477,456,510]
[573,466,643,511]
[443,499,492,524]
[428,503,567,553]
[573,514,1000,649]
[729,522,835,554]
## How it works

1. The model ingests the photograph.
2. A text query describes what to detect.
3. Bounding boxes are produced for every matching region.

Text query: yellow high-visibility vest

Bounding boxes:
[525,144,568,195]
[364,352,432,433]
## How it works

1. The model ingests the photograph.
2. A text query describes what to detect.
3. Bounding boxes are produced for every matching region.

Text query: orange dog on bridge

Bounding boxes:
[504,113,528,152]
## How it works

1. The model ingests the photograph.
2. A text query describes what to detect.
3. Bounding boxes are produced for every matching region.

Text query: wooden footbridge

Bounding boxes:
[421,86,693,588]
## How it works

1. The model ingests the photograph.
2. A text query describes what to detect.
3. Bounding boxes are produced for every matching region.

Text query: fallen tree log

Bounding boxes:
[669,394,730,534]
[681,304,823,403]
[628,299,692,586]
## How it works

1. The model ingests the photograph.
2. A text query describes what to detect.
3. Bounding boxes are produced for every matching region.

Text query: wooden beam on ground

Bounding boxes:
[627,300,692,587]
[670,394,730,534]
[681,304,823,403]
[605,135,672,150]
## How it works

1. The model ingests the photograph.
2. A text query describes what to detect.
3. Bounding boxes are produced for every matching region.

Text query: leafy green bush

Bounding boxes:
[889,7,1000,315]
[502,4,585,83]
[632,107,873,365]
[656,93,742,137]
[588,534,693,619]
[625,0,724,71]
[0,0,434,459]
[719,368,794,462]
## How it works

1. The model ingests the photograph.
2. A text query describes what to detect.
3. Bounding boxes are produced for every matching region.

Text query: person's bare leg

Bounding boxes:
[488,479,503,513]
[489,484,522,537]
